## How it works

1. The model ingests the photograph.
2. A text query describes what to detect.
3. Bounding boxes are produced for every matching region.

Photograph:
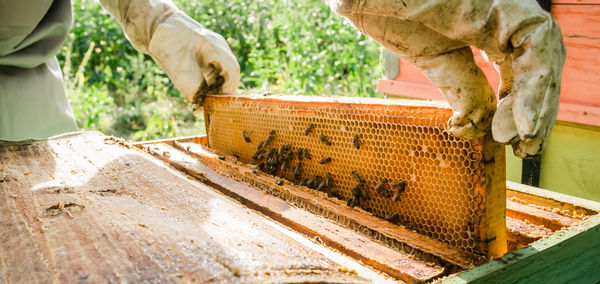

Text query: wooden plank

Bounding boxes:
[442,214,600,283]
[143,142,446,282]
[130,135,207,146]
[479,134,507,258]
[557,36,600,107]
[506,200,581,231]
[553,1,600,4]
[506,217,553,247]
[0,132,385,283]
[377,78,442,100]
[507,181,600,216]
[553,4,600,37]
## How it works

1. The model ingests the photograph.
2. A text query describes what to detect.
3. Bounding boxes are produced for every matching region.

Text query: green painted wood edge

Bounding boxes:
[507,181,600,212]
[442,214,600,283]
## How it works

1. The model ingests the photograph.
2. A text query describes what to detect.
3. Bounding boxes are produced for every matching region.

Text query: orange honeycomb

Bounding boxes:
[203,95,505,256]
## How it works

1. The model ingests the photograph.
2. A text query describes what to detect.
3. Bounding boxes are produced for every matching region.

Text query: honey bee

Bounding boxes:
[252,169,259,174]
[320,133,332,146]
[293,162,303,180]
[352,183,364,197]
[303,149,312,160]
[324,173,333,187]
[304,123,316,136]
[375,178,388,195]
[218,156,226,160]
[360,185,370,200]
[298,178,309,187]
[279,144,291,155]
[306,178,316,189]
[253,149,265,161]
[297,148,304,160]
[243,130,252,143]
[352,171,365,184]
[404,220,416,231]
[259,130,276,150]
[391,181,406,202]
[319,157,332,164]
[383,190,392,198]
[257,161,266,170]
[231,152,240,159]
[359,204,372,213]
[347,197,360,208]
[329,189,342,199]
[276,180,284,186]
[384,213,400,225]
[312,175,323,189]
[352,134,361,149]
[316,180,328,192]
[280,160,290,171]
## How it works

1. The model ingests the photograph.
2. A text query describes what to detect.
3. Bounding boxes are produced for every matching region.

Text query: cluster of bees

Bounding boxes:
[243,124,407,222]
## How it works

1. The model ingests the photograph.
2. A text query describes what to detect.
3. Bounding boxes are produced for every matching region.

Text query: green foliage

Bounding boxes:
[58,0,382,141]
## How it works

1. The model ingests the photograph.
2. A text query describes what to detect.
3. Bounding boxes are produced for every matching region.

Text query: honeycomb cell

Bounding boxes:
[203,95,503,255]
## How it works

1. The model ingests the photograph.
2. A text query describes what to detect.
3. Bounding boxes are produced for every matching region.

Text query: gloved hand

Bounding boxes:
[331,0,566,158]
[99,0,240,105]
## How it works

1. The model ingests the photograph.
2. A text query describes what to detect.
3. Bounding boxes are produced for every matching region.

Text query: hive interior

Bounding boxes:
[203,95,505,256]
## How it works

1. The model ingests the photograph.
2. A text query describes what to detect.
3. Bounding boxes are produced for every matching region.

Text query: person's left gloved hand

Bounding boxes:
[99,0,240,105]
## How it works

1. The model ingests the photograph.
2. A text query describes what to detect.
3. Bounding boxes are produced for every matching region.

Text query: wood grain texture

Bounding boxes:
[506,200,580,231]
[443,214,600,283]
[0,133,377,283]
[165,140,483,269]
[477,135,507,258]
[142,141,446,282]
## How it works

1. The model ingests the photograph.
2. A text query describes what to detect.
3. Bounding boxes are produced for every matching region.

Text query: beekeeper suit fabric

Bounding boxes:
[0,0,78,141]
[0,0,240,141]
[330,0,566,158]
[98,0,240,104]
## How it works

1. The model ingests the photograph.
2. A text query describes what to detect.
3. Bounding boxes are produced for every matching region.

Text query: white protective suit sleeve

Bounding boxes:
[99,0,240,105]
[331,0,566,158]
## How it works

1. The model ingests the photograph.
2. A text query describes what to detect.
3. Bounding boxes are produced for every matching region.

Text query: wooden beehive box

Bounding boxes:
[2,131,599,283]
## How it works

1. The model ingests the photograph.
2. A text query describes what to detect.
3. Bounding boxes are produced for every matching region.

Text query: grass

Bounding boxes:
[58,0,382,141]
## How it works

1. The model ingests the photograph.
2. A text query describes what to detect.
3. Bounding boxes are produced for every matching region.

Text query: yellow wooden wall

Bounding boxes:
[506,122,600,201]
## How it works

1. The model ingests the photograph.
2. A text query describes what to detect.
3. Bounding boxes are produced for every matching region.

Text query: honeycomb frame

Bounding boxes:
[203,94,506,257]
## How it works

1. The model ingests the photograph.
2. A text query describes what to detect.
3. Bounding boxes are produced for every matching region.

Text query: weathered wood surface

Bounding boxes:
[443,214,600,283]
[0,132,388,283]
[506,200,580,231]
[155,139,485,269]
[141,142,446,282]
[445,182,600,283]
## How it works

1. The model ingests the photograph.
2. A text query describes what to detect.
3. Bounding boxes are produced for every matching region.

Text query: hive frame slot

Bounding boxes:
[203,94,506,257]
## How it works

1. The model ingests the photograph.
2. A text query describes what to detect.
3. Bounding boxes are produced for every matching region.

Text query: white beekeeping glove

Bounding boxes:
[99,0,240,105]
[331,0,566,158]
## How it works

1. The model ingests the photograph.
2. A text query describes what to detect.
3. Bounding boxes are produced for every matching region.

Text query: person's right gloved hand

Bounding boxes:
[330,0,566,158]
[99,0,240,105]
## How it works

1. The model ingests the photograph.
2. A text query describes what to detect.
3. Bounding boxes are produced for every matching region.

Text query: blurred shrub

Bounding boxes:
[58,0,382,141]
